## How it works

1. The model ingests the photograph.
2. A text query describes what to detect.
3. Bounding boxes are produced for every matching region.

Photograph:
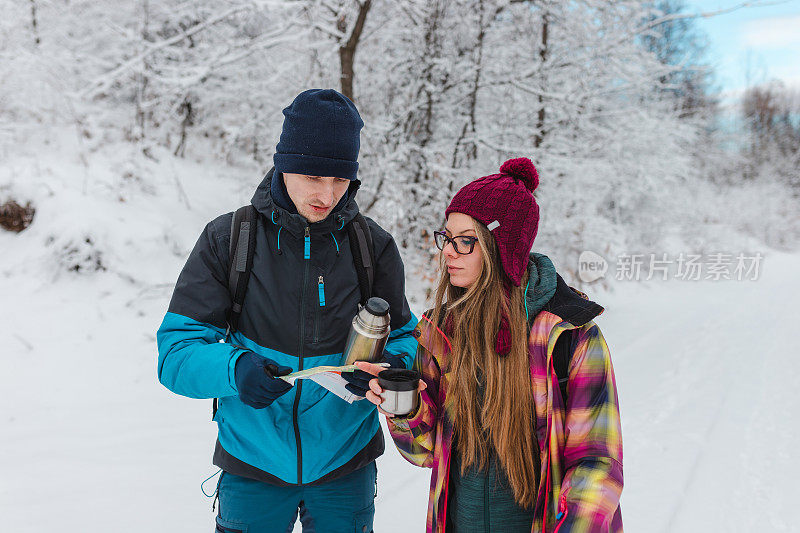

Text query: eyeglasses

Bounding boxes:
[433,231,479,255]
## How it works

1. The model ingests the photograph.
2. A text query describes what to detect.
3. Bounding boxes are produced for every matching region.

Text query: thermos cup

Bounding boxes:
[378,369,421,416]
[342,297,391,366]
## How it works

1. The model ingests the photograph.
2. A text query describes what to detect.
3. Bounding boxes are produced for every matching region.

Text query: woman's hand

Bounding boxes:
[353,361,427,418]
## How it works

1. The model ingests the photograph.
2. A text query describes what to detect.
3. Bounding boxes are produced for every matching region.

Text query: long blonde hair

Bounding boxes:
[429,217,538,507]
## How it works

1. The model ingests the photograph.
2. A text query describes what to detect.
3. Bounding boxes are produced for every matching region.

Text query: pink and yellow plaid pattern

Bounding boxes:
[387,310,623,533]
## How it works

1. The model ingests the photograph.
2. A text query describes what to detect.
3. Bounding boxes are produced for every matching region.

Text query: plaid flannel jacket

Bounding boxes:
[387,286,623,533]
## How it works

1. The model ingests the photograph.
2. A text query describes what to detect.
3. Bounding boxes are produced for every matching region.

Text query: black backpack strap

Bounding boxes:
[526,298,571,405]
[214,205,257,420]
[227,205,258,334]
[347,213,375,306]
[552,332,571,406]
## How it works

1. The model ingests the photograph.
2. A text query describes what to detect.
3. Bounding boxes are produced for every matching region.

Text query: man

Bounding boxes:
[157,89,418,533]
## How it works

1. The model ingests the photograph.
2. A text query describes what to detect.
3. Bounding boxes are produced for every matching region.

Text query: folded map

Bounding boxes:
[279,362,390,403]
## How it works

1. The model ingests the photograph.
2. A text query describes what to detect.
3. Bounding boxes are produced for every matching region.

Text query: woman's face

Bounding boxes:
[442,212,483,288]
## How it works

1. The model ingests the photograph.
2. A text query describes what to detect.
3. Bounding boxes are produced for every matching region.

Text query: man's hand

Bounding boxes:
[342,353,406,397]
[234,352,293,409]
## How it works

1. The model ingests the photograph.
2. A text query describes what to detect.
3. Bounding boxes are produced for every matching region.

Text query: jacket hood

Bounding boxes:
[251,167,362,236]
[540,270,604,327]
[523,252,558,319]
[524,252,603,327]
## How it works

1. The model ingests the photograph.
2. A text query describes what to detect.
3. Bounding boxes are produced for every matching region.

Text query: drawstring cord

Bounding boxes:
[420,314,453,352]
[271,210,283,255]
[201,468,222,512]
[524,277,531,321]
[201,468,221,497]
[330,232,340,255]
[271,210,344,257]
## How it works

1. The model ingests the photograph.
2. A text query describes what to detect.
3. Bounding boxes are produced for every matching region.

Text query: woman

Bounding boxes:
[357,158,623,532]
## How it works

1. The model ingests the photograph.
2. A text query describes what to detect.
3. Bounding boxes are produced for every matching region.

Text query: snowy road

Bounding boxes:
[604,251,800,532]
[2,250,798,532]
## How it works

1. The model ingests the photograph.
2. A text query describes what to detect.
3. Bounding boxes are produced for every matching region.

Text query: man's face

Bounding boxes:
[283,173,351,223]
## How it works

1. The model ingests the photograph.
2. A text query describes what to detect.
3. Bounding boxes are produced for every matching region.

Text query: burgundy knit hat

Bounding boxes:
[445,157,540,285]
[444,157,540,356]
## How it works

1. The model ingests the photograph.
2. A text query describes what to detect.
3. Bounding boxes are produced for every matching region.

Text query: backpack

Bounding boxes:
[214,205,375,417]
[527,301,572,407]
[552,333,571,407]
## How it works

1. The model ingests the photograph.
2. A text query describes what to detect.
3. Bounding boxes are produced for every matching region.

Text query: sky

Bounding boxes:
[686,0,800,95]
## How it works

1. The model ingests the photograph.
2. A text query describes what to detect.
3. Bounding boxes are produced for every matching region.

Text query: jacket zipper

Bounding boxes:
[442,443,452,531]
[553,490,569,532]
[293,226,310,484]
[314,275,325,343]
[318,276,326,307]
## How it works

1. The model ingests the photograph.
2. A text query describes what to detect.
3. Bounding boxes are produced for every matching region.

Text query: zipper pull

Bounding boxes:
[555,490,569,520]
[304,227,310,260]
[318,276,326,307]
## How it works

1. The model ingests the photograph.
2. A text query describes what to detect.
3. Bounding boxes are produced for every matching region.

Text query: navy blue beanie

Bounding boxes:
[273,89,364,180]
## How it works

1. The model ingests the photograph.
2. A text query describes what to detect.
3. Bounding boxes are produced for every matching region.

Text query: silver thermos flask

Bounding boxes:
[342,297,391,366]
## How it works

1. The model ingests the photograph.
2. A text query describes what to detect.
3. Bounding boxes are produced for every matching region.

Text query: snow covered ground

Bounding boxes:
[2,138,798,532]
[601,253,800,532]
[4,247,798,532]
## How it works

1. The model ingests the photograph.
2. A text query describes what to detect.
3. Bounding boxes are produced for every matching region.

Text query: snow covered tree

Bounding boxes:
[741,81,800,188]
[353,0,711,283]
[9,0,776,289]
[640,0,716,119]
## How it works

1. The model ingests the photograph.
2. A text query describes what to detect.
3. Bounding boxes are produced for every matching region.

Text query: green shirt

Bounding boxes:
[446,434,536,533]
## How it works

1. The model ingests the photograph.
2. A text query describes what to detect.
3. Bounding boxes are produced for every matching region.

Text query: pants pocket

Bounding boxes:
[215,515,248,533]
[353,502,375,533]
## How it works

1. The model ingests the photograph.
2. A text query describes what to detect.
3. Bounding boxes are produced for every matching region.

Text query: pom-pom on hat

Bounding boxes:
[445,157,540,287]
